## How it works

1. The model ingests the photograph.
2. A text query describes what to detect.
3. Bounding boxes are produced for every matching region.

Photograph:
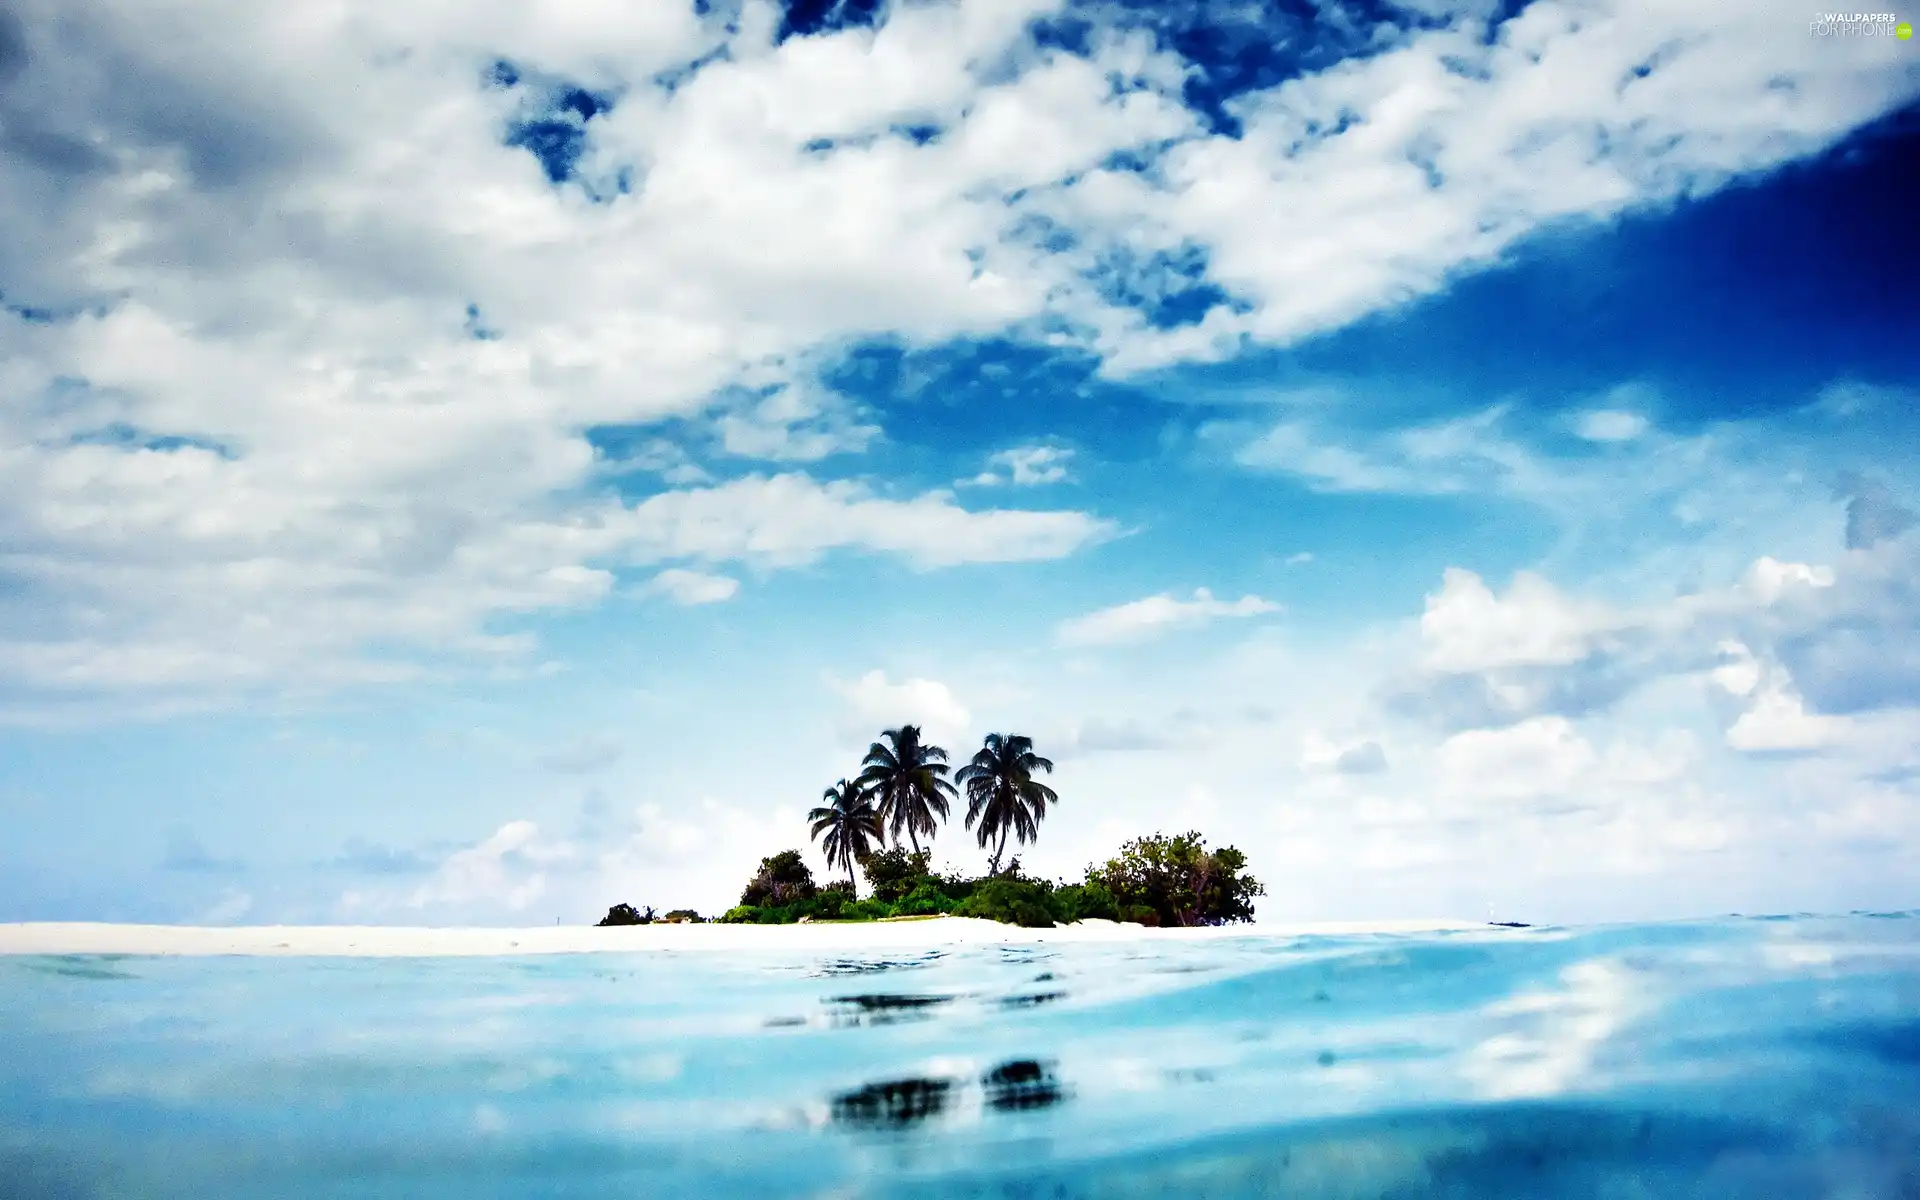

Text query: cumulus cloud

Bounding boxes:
[0,0,1907,724]
[1058,587,1280,646]
[829,669,973,747]
[965,445,1074,486]
[1382,548,1865,734]
[1063,0,1919,370]
[375,799,793,923]
[638,568,740,606]
[712,383,880,462]
[406,820,573,913]
[1300,730,1390,775]
[1435,716,1600,801]
[1334,740,1390,775]
[1420,568,1624,674]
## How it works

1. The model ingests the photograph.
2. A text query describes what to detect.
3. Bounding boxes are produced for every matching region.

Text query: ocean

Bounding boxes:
[3,914,1917,1198]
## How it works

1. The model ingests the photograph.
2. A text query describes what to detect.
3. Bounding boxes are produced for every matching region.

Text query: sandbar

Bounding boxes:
[0,917,1486,957]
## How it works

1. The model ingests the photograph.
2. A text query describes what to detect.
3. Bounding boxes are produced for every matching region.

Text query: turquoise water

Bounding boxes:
[2,916,1917,1198]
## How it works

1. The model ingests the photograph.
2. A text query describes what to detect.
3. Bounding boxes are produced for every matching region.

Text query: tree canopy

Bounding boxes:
[1087,831,1264,926]
[857,725,957,855]
[739,849,820,908]
[809,779,885,890]
[956,733,1058,877]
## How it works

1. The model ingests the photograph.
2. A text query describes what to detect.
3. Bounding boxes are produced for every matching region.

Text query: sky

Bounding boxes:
[1,0,1916,928]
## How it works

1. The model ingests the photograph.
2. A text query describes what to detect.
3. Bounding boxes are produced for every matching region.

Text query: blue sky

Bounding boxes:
[1,0,1917,926]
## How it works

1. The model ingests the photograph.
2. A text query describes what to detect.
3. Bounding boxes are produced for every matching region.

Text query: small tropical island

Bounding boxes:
[598,725,1264,930]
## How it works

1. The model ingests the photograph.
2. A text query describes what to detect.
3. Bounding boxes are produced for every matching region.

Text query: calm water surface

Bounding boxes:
[3,915,1918,1198]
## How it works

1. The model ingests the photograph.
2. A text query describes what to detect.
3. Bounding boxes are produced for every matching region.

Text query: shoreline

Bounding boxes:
[0,917,1488,957]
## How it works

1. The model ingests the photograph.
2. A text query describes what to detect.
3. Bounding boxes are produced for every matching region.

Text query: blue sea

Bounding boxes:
[3,915,1917,1198]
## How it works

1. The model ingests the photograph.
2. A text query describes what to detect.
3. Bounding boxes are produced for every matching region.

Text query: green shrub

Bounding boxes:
[740,850,819,908]
[895,880,958,916]
[719,905,759,924]
[809,884,854,921]
[1087,832,1263,926]
[953,879,1056,928]
[596,903,653,926]
[1047,881,1119,923]
[841,898,893,921]
[860,847,933,903]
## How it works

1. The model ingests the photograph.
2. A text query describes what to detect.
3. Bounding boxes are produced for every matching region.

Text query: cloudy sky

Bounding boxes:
[2,0,1916,927]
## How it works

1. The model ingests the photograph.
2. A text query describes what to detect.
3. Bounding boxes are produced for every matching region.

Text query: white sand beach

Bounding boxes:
[0,917,1486,957]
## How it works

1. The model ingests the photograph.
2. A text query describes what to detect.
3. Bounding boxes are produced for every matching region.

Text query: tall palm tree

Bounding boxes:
[956,733,1057,877]
[857,725,957,855]
[809,779,884,891]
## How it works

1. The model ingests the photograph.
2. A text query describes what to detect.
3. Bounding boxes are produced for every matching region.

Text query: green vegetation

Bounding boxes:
[719,827,1261,929]
[858,726,957,856]
[808,780,884,890]
[1087,832,1264,926]
[596,902,655,926]
[608,725,1263,930]
[738,850,820,908]
[956,734,1058,877]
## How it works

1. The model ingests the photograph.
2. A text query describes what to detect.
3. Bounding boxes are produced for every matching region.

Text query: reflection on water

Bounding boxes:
[833,1075,956,1128]
[982,1059,1066,1112]
[1,915,1917,1197]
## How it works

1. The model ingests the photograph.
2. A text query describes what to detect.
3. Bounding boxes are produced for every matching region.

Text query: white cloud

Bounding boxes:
[1284,551,1314,566]
[1738,556,1835,606]
[378,799,792,923]
[829,669,973,748]
[1435,716,1598,800]
[713,383,880,462]
[1064,0,1920,370]
[638,568,740,606]
[1334,740,1390,775]
[1299,730,1389,775]
[1383,542,1862,734]
[1059,587,1280,646]
[408,820,574,913]
[0,0,1909,721]
[1420,569,1622,674]
[617,473,1117,570]
[1725,676,1846,754]
[0,460,1109,711]
[1714,643,1847,754]
[965,445,1074,486]
[1572,409,1648,443]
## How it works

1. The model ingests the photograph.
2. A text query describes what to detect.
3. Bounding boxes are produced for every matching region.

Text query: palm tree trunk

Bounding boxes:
[908,825,921,855]
[993,826,1009,877]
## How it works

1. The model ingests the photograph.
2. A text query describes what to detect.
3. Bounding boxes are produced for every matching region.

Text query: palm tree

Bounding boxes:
[809,779,884,891]
[857,725,957,855]
[956,733,1057,877]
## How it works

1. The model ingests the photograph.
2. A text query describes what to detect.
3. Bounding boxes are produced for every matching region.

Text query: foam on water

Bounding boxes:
[2,915,1917,1198]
